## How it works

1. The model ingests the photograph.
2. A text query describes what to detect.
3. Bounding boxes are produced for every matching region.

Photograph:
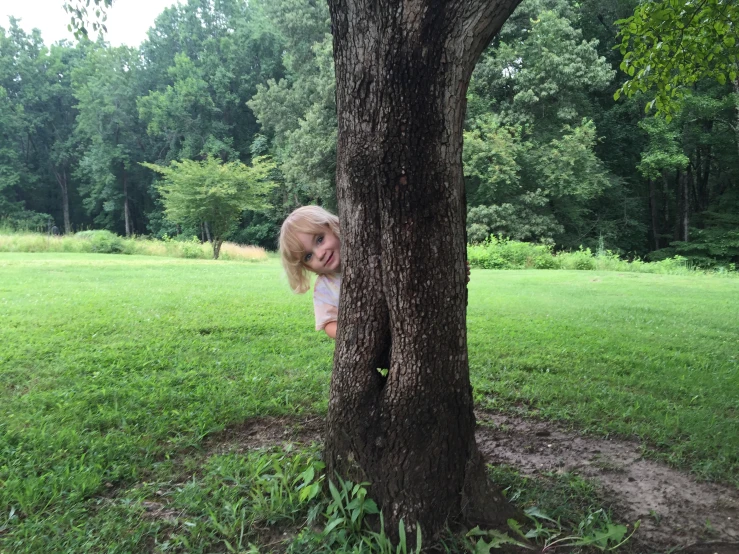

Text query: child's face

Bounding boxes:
[296,227,341,275]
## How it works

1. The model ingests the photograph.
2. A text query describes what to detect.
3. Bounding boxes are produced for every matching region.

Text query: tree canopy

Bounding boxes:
[1,0,737,267]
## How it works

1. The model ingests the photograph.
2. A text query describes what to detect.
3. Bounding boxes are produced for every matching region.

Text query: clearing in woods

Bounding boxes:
[1,254,737,552]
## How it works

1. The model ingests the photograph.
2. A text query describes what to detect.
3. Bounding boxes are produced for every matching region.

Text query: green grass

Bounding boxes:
[1,253,737,552]
[468,270,739,482]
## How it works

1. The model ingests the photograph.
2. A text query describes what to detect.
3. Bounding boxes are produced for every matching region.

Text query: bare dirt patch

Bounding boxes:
[185,413,739,553]
[201,415,324,455]
[475,411,739,553]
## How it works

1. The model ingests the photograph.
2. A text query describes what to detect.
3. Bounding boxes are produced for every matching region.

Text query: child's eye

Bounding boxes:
[316,235,324,244]
[304,253,312,262]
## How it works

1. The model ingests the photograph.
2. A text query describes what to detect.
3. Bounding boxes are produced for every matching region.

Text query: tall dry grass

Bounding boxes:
[218,242,269,261]
[0,231,268,262]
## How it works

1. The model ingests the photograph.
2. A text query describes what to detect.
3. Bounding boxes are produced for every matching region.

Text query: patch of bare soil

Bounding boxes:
[201,415,324,456]
[475,412,739,554]
[162,414,737,553]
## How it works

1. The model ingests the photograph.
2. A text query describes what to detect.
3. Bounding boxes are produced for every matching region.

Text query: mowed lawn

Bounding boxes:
[1,253,737,550]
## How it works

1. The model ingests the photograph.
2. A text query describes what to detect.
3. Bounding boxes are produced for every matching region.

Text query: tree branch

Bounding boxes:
[454,0,524,72]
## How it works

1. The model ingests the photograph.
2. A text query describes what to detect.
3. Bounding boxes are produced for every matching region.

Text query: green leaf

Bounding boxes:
[525,506,558,523]
[324,517,345,535]
[398,519,407,552]
[474,538,494,554]
[301,465,314,484]
[507,518,527,539]
[364,498,380,514]
[328,480,342,505]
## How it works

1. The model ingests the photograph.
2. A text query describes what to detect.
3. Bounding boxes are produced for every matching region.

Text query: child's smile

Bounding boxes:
[296,229,341,274]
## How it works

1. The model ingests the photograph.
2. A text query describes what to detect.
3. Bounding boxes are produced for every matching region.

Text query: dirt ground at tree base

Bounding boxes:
[473,412,739,554]
[207,414,739,554]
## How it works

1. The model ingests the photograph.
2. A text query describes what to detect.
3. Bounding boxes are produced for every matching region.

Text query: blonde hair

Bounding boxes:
[279,205,340,293]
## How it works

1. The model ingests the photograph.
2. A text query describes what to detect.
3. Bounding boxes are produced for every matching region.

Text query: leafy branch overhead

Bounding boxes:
[63,0,113,39]
[141,155,277,259]
[615,0,739,117]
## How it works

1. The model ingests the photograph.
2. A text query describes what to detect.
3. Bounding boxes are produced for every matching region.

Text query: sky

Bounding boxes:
[1,0,179,47]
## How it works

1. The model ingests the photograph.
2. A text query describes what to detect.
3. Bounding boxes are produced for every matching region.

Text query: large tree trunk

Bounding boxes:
[326,0,522,539]
[54,169,71,235]
[673,169,681,241]
[734,77,739,160]
[682,167,690,242]
[648,178,660,250]
[122,166,132,237]
[212,239,222,260]
[661,169,670,233]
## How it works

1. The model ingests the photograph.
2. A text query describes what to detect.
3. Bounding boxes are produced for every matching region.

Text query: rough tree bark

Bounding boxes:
[648,178,660,250]
[122,166,132,237]
[54,168,72,234]
[325,0,523,539]
[682,167,690,242]
[734,77,739,160]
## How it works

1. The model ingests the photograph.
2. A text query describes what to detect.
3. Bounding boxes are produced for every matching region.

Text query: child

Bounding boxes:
[279,206,342,339]
[280,206,470,343]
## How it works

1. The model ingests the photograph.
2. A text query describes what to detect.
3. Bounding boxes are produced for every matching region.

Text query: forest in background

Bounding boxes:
[1,0,738,266]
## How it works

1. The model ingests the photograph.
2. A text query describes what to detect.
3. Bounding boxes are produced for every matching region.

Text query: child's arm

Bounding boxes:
[324,321,337,339]
[314,274,340,340]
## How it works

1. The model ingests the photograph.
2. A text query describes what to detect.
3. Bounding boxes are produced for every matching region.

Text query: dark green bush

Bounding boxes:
[467,236,717,275]
[468,236,556,269]
[75,230,126,254]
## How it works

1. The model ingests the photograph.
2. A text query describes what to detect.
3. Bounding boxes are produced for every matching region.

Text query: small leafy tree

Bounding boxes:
[142,155,276,259]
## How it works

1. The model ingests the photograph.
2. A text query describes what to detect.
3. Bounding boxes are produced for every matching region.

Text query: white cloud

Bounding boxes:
[1,0,179,47]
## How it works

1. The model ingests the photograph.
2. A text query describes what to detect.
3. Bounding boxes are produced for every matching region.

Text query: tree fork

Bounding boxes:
[326,0,522,539]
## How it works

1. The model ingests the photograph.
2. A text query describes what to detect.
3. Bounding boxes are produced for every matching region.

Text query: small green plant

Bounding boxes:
[324,477,380,539]
[466,507,639,552]
[299,475,423,553]
[363,513,422,554]
[165,448,326,552]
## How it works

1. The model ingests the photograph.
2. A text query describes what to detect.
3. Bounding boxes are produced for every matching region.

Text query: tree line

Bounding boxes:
[1,0,737,266]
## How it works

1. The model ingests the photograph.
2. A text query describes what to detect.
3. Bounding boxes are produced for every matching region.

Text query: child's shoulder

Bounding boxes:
[314,272,341,293]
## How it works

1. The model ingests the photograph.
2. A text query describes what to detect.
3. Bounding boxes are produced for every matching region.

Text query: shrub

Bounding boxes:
[559,247,596,270]
[649,255,690,273]
[534,254,560,269]
[466,235,726,276]
[468,236,556,269]
[75,230,126,254]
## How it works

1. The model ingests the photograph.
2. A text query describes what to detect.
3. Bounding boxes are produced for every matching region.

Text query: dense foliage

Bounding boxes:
[1,0,737,266]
